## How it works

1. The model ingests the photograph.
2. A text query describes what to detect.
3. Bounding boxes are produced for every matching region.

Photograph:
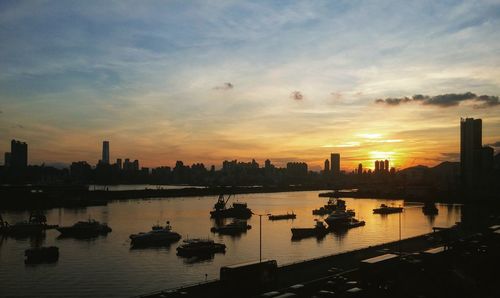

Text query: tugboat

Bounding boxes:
[268,212,296,220]
[57,219,112,237]
[324,210,354,227]
[312,199,355,216]
[210,219,251,235]
[373,204,404,214]
[129,221,181,247]
[1,211,58,236]
[24,246,59,264]
[210,194,252,219]
[422,202,439,215]
[176,239,226,257]
[291,220,328,239]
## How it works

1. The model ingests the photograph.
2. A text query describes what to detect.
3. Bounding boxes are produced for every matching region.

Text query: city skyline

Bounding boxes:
[1,1,500,170]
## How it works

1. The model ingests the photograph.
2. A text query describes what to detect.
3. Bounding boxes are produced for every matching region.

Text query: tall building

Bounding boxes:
[4,152,11,167]
[374,160,380,172]
[324,159,330,173]
[11,139,28,169]
[116,158,122,170]
[357,163,363,175]
[460,118,482,187]
[384,160,389,172]
[102,141,110,164]
[330,153,340,177]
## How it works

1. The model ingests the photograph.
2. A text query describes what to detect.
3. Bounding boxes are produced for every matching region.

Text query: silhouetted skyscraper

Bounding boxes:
[324,159,330,173]
[10,140,27,169]
[460,118,482,187]
[116,158,122,170]
[357,163,362,175]
[330,153,340,177]
[375,160,380,172]
[4,152,11,167]
[384,160,389,172]
[102,141,110,165]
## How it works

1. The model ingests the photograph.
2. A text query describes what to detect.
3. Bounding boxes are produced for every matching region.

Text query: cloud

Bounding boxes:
[375,92,499,108]
[486,141,500,147]
[290,91,304,100]
[213,82,234,90]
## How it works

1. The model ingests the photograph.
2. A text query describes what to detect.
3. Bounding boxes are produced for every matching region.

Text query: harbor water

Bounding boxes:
[0,191,461,297]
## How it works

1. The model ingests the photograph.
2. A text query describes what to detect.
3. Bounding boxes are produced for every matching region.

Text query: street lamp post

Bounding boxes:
[254,213,270,263]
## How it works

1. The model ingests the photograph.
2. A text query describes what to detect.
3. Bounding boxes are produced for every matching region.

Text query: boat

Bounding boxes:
[324,210,354,226]
[373,204,404,214]
[176,239,226,257]
[24,246,59,264]
[268,212,296,220]
[210,194,252,219]
[129,221,181,247]
[291,220,328,239]
[312,199,355,216]
[422,202,438,215]
[57,219,112,237]
[210,219,251,235]
[0,211,58,236]
[329,218,366,230]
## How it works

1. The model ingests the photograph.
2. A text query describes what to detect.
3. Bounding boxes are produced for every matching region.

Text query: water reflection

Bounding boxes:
[0,191,462,298]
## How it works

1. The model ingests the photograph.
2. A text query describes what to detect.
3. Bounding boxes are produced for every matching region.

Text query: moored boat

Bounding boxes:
[0,211,58,236]
[291,220,328,239]
[57,219,111,237]
[130,221,181,247]
[268,212,296,220]
[24,246,59,264]
[312,199,355,216]
[176,239,226,257]
[329,218,366,230]
[373,204,404,214]
[210,219,251,235]
[210,194,252,219]
[324,210,354,227]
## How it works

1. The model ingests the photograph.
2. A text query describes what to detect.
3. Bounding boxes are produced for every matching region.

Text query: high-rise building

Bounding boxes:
[116,158,122,170]
[384,160,389,172]
[11,139,28,169]
[357,163,363,175]
[375,160,380,172]
[330,153,340,177]
[460,118,482,187]
[4,152,11,167]
[324,159,330,173]
[102,141,110,164]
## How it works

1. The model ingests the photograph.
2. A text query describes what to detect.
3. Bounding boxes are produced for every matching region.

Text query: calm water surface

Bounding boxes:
[0,191,461,298]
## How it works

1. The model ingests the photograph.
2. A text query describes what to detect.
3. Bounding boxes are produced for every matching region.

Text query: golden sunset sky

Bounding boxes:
[1,1,499,171]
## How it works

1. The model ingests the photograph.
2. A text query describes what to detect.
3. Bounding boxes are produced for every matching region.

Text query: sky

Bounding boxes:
[1,0,500,171]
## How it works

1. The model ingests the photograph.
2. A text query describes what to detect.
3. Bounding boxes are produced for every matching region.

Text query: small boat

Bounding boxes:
[210,219,251,235]
[210,194,252,219]
[268,212,296,220]
[1,211,58,236]
[373,204,404,214]
[130,221,181,247]
[324,210,354,226]
[57,219,112,237]
[422,202,438,215]
[291,220,328,239]
[176,239,226,257]
[24,246,59,264]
